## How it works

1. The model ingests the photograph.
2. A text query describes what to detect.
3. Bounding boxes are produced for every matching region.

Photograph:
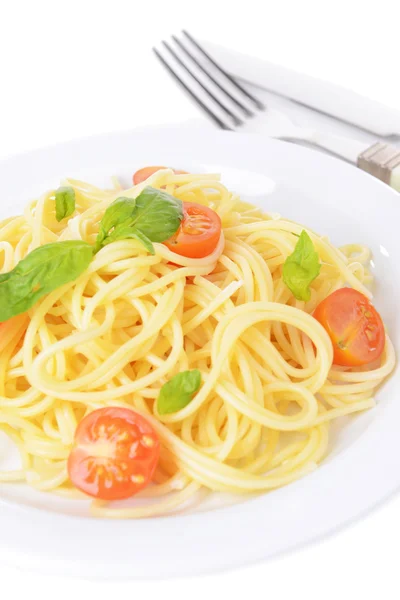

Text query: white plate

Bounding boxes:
[0,126,399,579]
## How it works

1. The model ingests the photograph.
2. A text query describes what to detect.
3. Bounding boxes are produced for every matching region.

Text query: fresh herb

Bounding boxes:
[157,370,201,415]
[0,241,93,322]
[128,187,183,241]
[94,197,137,252]
[282,230,321,301]
[101,224,155,255]
[94,187,183,254]
[55,186,76,222]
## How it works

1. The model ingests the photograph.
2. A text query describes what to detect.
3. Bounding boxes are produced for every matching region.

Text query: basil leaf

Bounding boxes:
[131,187,183,242]
[55,186,76,222]
[103,225,155,255]
[283,230,321,301]
[94,197,137,252]
[95,187,183,254]
[0,241,93,322]
[157,370,201,415]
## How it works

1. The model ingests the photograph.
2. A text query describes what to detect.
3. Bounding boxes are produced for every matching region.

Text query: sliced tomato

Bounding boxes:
[164,201,221,259]
[68,407,160,501]
[133,166,187,185]
[0,315,28,352]
[313,288,385,366]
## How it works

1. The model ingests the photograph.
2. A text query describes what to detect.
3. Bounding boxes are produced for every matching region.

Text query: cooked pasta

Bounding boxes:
[0,168,394,518]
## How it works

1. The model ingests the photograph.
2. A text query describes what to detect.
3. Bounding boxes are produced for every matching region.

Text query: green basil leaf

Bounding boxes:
[0,241,93,322]
[130,186,183,242]
[94,187,183,254]
[157,370,201,415]
[282,230,321,301]
[94,196,137,252]
[55,186,76,222]
[103,225,155,255]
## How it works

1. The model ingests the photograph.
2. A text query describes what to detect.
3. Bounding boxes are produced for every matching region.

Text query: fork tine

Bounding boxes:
[172,35,254,118]
[161,41,243,127]
[182,30,266,111]
[152,48,232,131]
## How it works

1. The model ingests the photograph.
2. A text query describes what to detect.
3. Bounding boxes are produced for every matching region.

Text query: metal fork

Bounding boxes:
[153,31,400,192]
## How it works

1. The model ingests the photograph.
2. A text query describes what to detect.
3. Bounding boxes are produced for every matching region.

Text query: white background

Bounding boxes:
[1,0,400,598]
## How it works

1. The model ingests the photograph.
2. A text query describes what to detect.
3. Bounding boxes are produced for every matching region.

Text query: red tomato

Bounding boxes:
[0,315,28,351]
[68,407,160,501]
[164,201,221,258]
[133,166,187,185]
[313,288,385,366]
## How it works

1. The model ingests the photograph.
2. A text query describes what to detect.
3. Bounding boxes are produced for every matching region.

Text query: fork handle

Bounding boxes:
[392,168,400,192]
[283,128,367,164]
[278,129,400,192]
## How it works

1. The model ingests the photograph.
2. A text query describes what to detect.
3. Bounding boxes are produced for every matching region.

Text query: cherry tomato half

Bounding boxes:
[313,288,385,366]
[133,166,187,185]
[164,201,222,258]
[68,407,160,501]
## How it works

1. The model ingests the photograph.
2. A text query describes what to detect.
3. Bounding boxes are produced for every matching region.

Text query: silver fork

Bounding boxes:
[153,31,400,193]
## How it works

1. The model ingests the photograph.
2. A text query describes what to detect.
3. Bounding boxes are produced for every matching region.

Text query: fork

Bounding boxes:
[153,31,400,193]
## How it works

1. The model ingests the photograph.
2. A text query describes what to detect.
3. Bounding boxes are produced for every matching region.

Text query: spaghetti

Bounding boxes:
[0,169,395,518]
